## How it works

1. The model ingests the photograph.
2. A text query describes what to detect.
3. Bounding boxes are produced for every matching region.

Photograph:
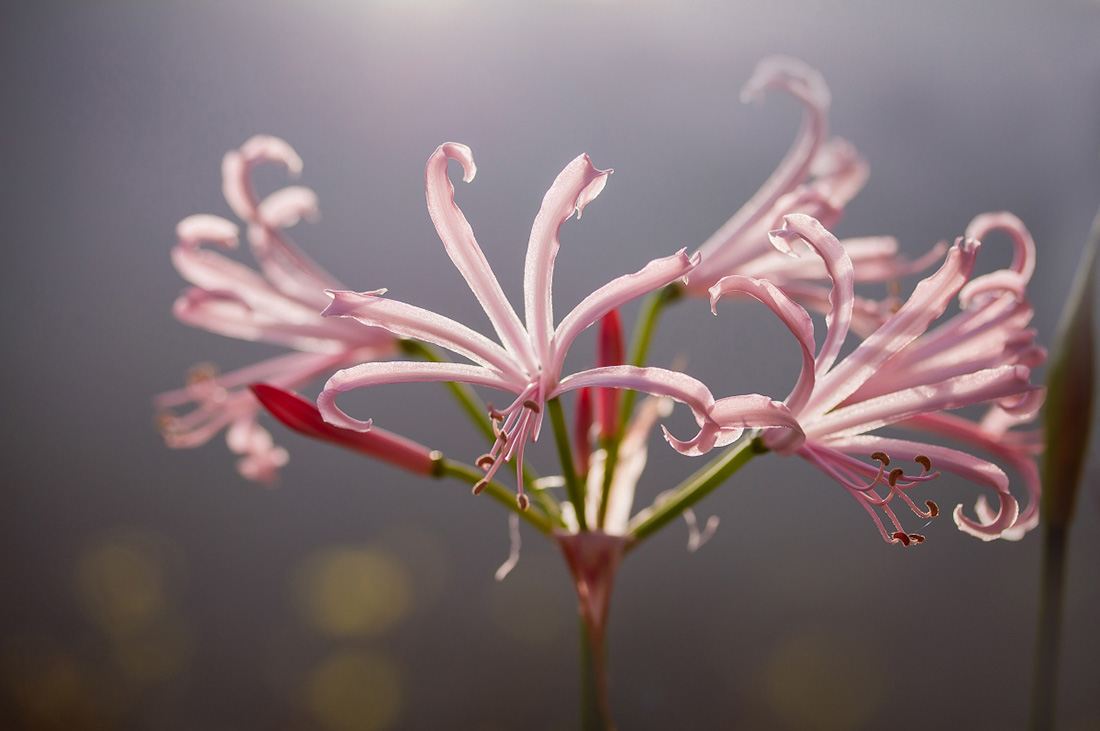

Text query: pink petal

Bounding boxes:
[551,250,698,377]
[425,143,536,373]
[323,289,524,381]
[965,211,1036,283]
[524,153,611,368]
[319,360,514,432]
[222,135,304,221]
[804,237,980,418]
[710,274,817,415]
[769,214,855,376]
[176,214,239,249]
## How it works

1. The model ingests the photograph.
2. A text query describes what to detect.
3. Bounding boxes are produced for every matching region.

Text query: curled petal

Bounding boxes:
[425,143,536,372]
[176,214,239,249]
[324,289,522,380]
[805,237,980,418]
[551,250,698,378]
[256,186,319,230]
[525,153,612,368]
[965,211,1036,283]
[320,360,513,432]
[222,135,304,221]
[710,275,816,414]
[769,215,855,375]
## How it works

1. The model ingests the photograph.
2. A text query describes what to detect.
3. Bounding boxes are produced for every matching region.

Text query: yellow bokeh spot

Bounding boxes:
[294,547,411,637]
[76,533,168,639]
[765,630,882,731]
[308,649,403,731]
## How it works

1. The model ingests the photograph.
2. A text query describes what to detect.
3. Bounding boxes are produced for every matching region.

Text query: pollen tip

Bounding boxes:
[891,531,911,546]
[915,454,932,472]
[888,467,905,487]
[522,399,540,413]
[476,454,495,471]
[908,533,926,544]
[926,500,940,518]
[516,493,530,511]
[871,450,890,466]
[472,480,488,496]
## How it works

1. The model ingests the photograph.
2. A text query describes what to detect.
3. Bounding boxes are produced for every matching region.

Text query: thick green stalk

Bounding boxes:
[627,436,765,547]
[438,459,553,535]
[580,617,615,730]
[549,397,587,531]
[1029,524,1068,731]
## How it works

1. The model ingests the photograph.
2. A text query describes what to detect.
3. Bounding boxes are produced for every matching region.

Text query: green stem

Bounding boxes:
[627,436,765,548]
[438,459,553,535]
[580,617,615,730]
[549,397,587,531]
[1029,523,1069,731]
[597,285,680,527]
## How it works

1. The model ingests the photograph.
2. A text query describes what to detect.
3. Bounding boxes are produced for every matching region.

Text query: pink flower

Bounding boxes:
[155,136,399,482]
[710,213,1044,544]
[318,143,798,508]
[685,56,943,334]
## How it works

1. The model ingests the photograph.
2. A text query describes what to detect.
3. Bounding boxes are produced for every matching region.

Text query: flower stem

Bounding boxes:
[549,397,587,531]
[438,458,554,535]
[580,616,615,730]
[597,285,680,527]
[626,435,765,548]
[1029,523,1069,731]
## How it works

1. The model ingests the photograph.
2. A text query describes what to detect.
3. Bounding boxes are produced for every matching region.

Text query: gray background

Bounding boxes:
[3,1,1100,729]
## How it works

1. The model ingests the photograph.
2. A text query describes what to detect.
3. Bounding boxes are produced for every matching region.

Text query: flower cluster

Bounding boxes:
[157,56,1044,552]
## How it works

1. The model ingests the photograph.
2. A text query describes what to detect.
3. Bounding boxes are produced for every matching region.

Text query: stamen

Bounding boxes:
[888,468,905,486]
[871,451,890,466]
[516,493,530,511]
[891,531,911,546]
[155,412,179,434]
[522,399,540,413]
[914,454,932,472]
[907,533,926,544]
[476,454,495,471]
[472,479,488,496]
[926,500,940,518]
[487,404,505,422]
[186,362,220,386]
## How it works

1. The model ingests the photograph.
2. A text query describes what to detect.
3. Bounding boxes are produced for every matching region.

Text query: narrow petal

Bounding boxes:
[319,360,514,432]
[965,211,1036,283]
[804,237,980,418]
[524,154,611,369]
[424,143,536,372]
[710,274,816,414]
[176,214,239,249]
[222,135,303,221]
[323,289,523,380]
[809,365,1034,440]
[769,214,855,375]
[550,250,697,377]
[691,56,830,284]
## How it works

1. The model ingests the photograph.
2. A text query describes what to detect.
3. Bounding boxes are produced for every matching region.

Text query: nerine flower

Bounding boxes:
[318,143,798,507]
[710,213,1043,544]
[155,136,399,482]
[684,56,942,334]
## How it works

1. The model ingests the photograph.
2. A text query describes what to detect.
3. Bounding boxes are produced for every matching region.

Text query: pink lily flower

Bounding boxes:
[684,56,943,334]
[156,136,399,482]
[710,213,1043,545]
[318,143,798,508]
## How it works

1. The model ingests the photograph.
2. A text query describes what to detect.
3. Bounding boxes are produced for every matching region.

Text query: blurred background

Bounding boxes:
[2,1,1099,729]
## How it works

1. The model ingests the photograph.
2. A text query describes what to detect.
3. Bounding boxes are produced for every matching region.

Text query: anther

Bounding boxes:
[926,500,940,518]
[472,480,488,496]
[891,531,911,546]
[487,405,505,422]
[907,533,926,544]
[516,493,530,511]
[888,468,905,486]
[915,454,932,472]
[476,454,495,471]
[871,451,891,466]
[522,399,540,413]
